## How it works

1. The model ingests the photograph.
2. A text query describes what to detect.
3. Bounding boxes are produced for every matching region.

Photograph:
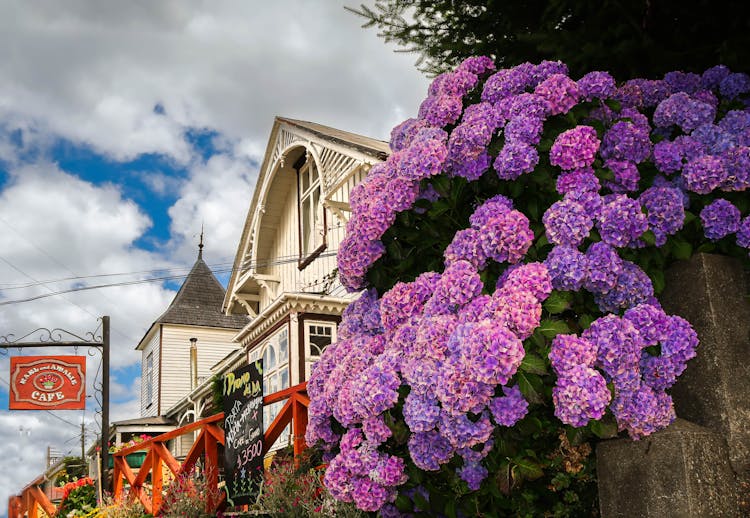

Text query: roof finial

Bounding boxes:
[198,223,204,259]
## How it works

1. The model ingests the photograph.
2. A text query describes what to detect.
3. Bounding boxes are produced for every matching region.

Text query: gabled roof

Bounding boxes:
[277,117,390,159]
[156,253,248,329]
[223,116,390,315]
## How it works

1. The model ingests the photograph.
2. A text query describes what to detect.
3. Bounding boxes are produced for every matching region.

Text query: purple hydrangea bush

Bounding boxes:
[307,58,750,516]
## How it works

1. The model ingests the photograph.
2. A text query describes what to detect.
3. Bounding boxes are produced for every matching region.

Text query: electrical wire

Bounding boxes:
[0,255,138,343]
[0,219,348,290]
[0,249,340,306]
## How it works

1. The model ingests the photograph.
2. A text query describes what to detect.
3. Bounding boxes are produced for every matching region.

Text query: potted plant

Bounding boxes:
[108,434,150,468]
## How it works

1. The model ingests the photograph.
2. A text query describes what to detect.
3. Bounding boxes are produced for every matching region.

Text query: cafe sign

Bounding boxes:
[9,356,86,410]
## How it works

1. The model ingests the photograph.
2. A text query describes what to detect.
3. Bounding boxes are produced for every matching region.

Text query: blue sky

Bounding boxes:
[0,1,430,510]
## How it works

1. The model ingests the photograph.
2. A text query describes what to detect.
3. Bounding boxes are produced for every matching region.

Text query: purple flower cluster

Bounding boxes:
[543,198,594,247]
[317,58,750,511]
[638,187,685,245]
[577,71,616,101]
[700,199,741,240]
[535,74,580,115]
[597,195,648,247]
[549,126,600,170]
[578,307,697,438]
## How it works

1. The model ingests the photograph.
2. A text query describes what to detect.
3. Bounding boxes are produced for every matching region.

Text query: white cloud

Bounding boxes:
[0,163,178,513]
[0,163,178,368]
[167,153,257,264]
[0,1,429,165]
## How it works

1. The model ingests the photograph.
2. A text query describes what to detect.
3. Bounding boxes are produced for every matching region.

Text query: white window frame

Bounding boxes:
[304,321,337,380]
[298,158,326,268]
[145,352,154,407]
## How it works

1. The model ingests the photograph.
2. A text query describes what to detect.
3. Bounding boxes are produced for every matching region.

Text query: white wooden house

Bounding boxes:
[166,117,388,449]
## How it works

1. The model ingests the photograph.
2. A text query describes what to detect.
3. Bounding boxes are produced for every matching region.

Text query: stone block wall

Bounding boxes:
[597,254,749,517]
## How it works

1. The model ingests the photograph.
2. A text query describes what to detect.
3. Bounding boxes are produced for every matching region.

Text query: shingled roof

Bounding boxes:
[156,253,248,329]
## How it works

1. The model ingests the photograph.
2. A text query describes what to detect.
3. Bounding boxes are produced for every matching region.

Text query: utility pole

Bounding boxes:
[81,421,85,461]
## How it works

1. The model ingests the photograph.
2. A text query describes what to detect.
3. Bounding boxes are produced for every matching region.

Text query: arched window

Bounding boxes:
[249,326,290,449]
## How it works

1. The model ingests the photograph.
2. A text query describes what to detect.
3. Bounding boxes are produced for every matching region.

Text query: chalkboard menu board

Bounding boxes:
[223,360,263,506]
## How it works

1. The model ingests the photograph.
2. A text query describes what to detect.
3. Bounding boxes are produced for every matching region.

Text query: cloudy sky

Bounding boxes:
[0,1,429,510]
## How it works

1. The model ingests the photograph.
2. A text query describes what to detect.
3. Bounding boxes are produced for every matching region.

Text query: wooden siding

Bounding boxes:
[159,325,240,414]
[254,151,351,311]
[140,329,160,417]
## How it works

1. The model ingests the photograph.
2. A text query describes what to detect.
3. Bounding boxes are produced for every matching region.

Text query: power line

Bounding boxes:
[0,250,340,306]
[0,261,233,290]
[0,217,153,341]
[0,255,138,343]
[0,220,348,290]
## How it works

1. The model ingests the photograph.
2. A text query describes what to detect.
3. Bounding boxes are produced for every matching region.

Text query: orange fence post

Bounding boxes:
[8,495,21,518]
[292,393,309,464]
[151,444,163,513]
[92,382,312,515]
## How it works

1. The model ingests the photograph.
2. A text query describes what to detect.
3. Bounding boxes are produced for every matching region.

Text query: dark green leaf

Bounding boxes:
[577,314,596,330]
[566,426,587,445]
[696,242,716,253]
[590,417,618,439]
[514,457,544,481]
[520,354,548,375]
[641,230,656,246]
[530,329,547,348]
[538,319,570,339]
[543,291,572,314]
[395,494,413,512]
[496,461,513,495]
[671,240,693,260]
[413,490,430,512]
[650,269,665,294]
[516,416,543,436]
[444,500,457,518]
[517,372,544,404]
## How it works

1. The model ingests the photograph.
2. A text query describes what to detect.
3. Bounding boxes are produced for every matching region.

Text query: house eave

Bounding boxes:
[233,292,352,346]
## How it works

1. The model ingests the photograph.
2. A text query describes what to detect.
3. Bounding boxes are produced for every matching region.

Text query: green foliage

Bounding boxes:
[56,481,97,518]
[347,0,750,78]
[55,457,87,486]
[99,494,152,518]
[386,405,600,516]
[211,374,224,411]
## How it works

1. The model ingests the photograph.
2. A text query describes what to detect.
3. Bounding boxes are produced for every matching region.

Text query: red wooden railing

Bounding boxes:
[112,381,309,516]
[7,381,309,518]
[7,477,56,518]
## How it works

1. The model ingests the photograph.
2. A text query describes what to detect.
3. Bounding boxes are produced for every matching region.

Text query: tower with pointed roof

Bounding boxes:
[136,243,247,419]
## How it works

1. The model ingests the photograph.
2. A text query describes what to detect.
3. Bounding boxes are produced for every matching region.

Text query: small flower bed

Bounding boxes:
[108,434,150,454]
[307,58,750,515]
[160,466,223,518]
[56,477,96,517]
